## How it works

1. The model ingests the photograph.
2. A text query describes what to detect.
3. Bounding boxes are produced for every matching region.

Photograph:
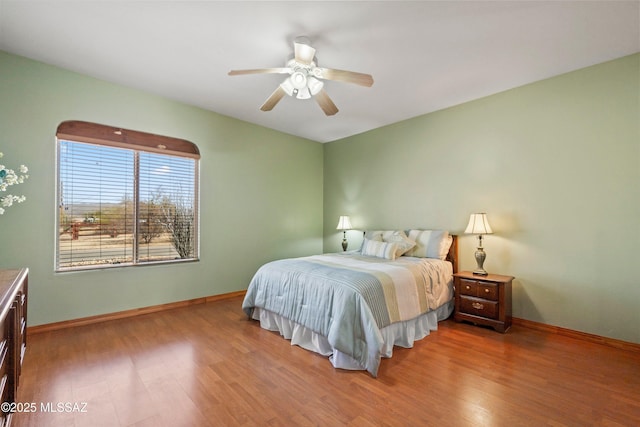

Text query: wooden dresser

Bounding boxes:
[453,271,513,333]
[0,269,28,426]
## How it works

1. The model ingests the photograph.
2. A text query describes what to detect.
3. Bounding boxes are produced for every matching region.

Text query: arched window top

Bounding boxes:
[56,120,200,159]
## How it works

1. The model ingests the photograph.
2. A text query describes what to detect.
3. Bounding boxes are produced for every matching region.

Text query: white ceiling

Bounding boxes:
[1,1,638,143]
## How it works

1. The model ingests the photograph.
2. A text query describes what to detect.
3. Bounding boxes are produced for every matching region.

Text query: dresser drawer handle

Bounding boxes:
[484,289,490,293]
[472,302,484,310]
[465,285,471,290]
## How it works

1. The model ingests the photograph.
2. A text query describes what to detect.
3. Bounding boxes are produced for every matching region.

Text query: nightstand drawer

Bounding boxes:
[459,279,498,301]
[459,296,498,319]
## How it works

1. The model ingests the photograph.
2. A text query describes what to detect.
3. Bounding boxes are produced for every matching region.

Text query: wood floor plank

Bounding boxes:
[14,296,640,426]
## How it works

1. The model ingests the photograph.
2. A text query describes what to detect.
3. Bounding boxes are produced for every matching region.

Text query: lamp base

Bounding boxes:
[342,239,348,251]
[473,247,488,275]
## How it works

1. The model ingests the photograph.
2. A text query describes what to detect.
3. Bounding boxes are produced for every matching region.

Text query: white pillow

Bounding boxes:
[441,234,454,260]
[405,230,451,260]
[384,230,416,257]
[361,238,399,260]
[363,230,385,242]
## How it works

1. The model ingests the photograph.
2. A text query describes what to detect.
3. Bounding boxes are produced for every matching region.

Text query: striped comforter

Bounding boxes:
[242,252,453,376]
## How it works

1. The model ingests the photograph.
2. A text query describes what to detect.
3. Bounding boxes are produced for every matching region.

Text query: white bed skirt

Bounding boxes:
[251,300,454,372]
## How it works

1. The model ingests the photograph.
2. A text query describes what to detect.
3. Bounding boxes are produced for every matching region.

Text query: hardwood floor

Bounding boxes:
[14,296,640,427]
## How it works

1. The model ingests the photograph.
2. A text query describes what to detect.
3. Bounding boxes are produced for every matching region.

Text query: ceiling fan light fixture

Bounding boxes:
[280,77,295,96]
[290,71,307,89]
[295,87,312,100]
[307,76,324,96]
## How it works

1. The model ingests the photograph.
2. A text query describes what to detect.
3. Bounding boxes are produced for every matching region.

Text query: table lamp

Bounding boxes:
[465,213,493,275]
[336,216,353,251]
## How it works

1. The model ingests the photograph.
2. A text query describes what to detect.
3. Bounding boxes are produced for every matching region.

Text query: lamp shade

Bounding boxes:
[336,216,353,230]
[465,213,493,235]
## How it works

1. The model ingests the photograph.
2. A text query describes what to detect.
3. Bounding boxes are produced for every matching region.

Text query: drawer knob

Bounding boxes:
[484,289,490,293]
[465,285,471,290]
[472,302,484,310]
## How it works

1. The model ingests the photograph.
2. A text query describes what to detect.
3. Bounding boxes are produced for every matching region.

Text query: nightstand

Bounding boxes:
[453,271,513,333]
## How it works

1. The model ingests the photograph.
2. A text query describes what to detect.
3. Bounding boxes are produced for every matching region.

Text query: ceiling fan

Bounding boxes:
[228,36,374,116]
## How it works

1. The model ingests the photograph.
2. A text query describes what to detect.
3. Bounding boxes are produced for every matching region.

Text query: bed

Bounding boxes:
[242,229,458,377]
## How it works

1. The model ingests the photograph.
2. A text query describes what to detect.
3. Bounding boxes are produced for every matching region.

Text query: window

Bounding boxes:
[56,121,200,271]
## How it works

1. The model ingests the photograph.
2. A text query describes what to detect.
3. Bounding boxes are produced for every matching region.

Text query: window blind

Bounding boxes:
[58,141,135,269]
[137,152,197,262]
[56,122,199,271]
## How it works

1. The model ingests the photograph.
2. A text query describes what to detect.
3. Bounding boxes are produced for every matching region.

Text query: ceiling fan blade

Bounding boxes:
[260,86,287,111]
[315,89,339,116]
[228,68,291,76]
[316,68,374,87]
[294,38,316,65]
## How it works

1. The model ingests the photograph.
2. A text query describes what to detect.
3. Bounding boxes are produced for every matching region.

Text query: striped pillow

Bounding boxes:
[361,238,399,260]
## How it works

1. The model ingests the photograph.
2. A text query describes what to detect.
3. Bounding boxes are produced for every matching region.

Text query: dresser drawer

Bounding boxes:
[0,319,7,346]
[459,296,498,319]
[0,320,8,384]
[458,279,498,301]
[0,339,8,378]
[0,339,9,412]
[0,373,8,423]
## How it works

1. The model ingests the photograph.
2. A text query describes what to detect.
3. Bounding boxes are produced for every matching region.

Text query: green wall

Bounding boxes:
[0,50,323,326]
[2,48,638,345]
[324,54,640,344]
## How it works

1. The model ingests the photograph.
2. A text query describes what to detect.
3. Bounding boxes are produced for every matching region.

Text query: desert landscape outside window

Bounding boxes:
[55,121,200,271]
